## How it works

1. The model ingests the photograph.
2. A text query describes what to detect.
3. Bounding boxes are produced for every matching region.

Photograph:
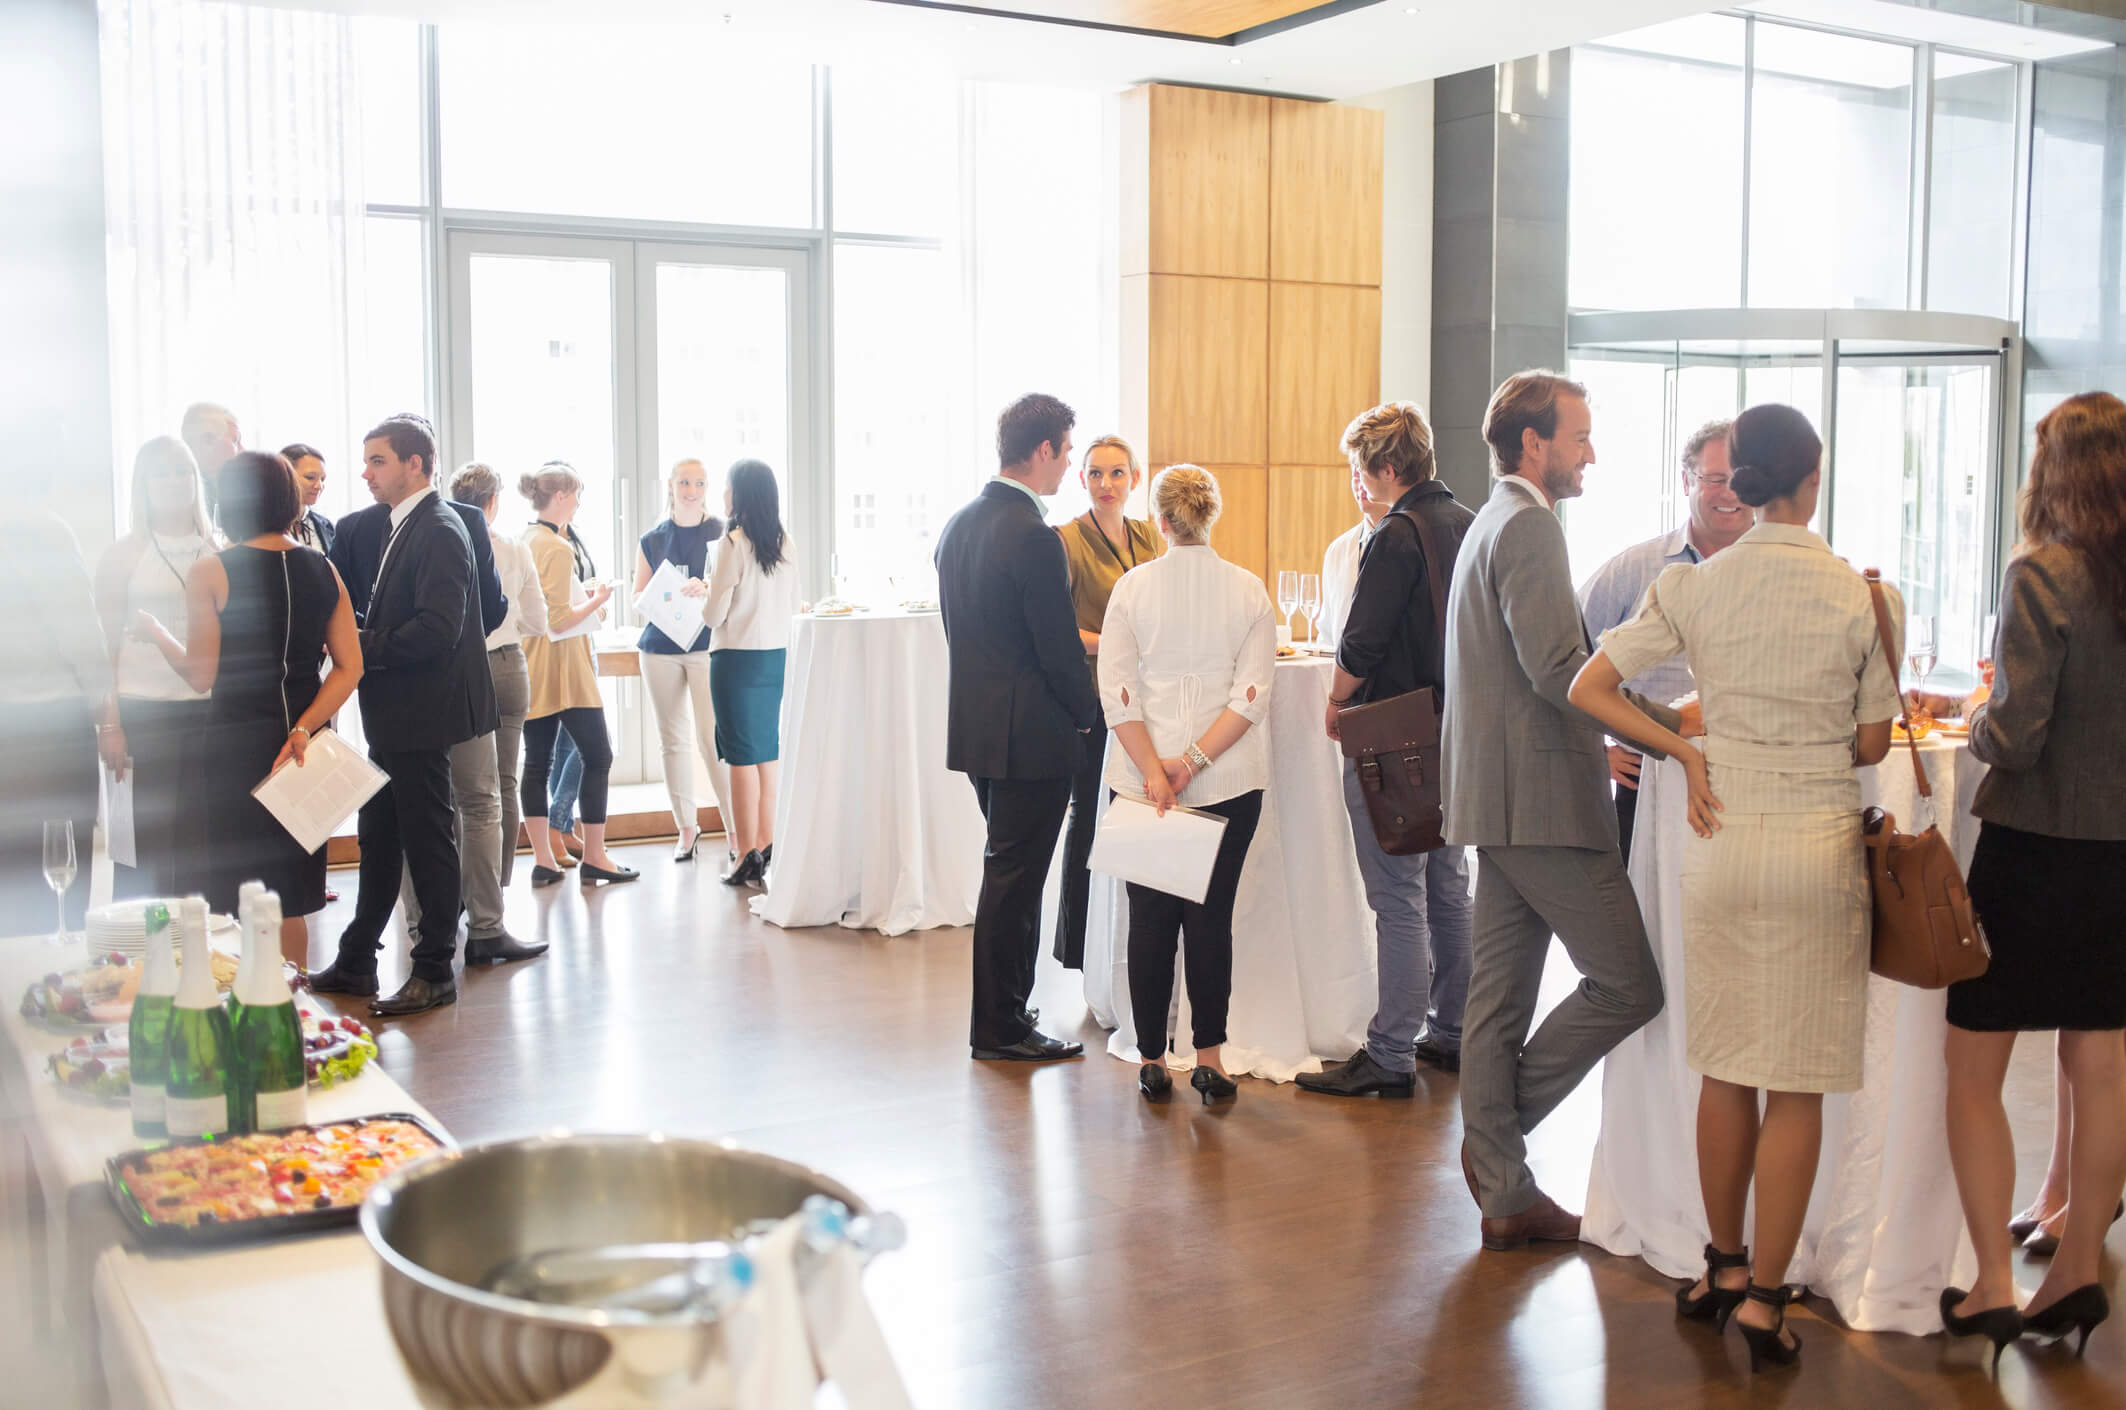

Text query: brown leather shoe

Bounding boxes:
[1480,1190,1582,1252]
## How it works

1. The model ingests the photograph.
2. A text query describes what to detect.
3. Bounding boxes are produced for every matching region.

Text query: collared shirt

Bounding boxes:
[1319,515,1379,646]
[374,483,437,590]
[1501,473,1552,511]
[1578,524,1703,707]
[1334,480,1472,705]
[990,474,1046,516]
[486,527,549,652]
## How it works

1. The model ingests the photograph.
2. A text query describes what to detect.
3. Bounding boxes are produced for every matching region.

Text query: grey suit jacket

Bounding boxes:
[1442,478,1682,849]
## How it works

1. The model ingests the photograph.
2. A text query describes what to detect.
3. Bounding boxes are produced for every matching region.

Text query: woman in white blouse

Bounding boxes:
[1568,404,1900,1373]
[449,462,549,887]
[701,459,801,887]
[1099,465,1276,1105]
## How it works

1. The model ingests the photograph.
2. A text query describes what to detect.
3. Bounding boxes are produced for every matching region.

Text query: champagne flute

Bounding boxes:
[1299,573,1323,646]
[1276,570,1300,640]
[43,820,77,947]
[1978,612,1998,681]
[1907,616,1938,694]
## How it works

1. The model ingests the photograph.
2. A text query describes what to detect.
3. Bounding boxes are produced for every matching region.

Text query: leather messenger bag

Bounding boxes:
[1336,509,1451,857]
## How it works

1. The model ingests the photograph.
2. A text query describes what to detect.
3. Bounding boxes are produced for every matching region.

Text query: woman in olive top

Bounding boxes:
[517,462,636,887]
[1053,435,1163,969]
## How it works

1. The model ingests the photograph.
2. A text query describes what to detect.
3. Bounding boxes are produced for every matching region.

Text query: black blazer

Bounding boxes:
[934,480,1100,781]
[340,493,499,753]
[331,498,506,635]
[302,509,335,554]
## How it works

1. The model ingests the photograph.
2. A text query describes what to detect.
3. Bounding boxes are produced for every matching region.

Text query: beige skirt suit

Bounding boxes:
[1600,522,1904,1093]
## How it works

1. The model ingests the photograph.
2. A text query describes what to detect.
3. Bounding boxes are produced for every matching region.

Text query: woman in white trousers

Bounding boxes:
[632,459,735,863]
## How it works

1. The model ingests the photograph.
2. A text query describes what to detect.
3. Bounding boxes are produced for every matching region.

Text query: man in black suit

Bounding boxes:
[934,394,1100,1062]
[310,417,500,1016]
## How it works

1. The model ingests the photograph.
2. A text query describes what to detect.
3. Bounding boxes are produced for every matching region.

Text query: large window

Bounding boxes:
[1927,55,2019,318]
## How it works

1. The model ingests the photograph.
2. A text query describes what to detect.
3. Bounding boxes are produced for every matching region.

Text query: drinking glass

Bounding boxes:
[43,820,76,947]
[1978,612,1998,679]
[1276,570,1300,638]
[1907,616,1938,692]
[1299,574,1323,645]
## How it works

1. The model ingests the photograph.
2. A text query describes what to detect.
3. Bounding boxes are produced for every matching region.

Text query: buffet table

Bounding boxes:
[1583,737,1984,1335]
[754,610,986,936]
[1082,655,1380,1081]
[0,935,441,1407]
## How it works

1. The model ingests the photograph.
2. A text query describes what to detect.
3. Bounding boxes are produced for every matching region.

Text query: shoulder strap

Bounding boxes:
[1388,506,1452,680]
[1863,567,1930,799]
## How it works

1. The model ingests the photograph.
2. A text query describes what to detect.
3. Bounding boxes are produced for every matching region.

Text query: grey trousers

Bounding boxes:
[401,729,505,943]
[489,645,530,886]
[1459,843,1664,1218]
[1340,758,1474,1071]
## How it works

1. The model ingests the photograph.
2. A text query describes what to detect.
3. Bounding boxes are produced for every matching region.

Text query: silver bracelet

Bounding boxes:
[1184,742,1212,775]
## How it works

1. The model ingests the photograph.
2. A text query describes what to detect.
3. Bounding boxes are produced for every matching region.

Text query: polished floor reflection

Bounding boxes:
[10,840,2114,1408]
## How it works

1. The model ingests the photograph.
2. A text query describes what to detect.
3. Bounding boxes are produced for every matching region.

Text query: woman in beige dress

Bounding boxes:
[1569,403,1901,1372]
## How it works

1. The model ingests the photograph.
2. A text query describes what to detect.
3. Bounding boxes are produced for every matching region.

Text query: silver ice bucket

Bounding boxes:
[360,1132,879,1408]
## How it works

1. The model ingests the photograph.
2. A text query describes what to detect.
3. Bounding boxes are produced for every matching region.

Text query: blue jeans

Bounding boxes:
[548,728,584,832]
[1341,757,1473,1071]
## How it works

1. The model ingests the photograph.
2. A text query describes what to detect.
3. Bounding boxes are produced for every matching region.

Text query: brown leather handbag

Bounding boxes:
[1336,509,1450,856]
[1860,569,1989,988]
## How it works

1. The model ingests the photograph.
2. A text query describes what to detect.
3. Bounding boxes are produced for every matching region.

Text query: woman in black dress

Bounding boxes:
[134,452,362,964]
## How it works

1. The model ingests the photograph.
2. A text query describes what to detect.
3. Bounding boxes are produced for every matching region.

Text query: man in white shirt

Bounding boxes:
[1575,419,1741,861]
[1319,461,1389,645]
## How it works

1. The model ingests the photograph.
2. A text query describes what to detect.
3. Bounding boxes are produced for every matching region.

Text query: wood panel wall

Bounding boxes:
[1120,83,1382,588]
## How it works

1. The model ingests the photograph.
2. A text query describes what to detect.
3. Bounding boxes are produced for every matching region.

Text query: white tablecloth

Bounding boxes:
[1082,656,1378,1082]
[754,611,986,936]
[1584,737,1985,1334]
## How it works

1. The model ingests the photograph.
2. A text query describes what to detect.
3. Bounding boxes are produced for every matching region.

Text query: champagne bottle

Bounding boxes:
[227,881,266,1033]
[163,897,235,1140]
[127,902,177,1138]
[232,890,308,1132]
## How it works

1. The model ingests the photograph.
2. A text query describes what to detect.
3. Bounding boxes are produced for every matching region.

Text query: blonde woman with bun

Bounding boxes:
[518,463,635,887]
[1098,464,1276,1104]
[1053,434,1163,970]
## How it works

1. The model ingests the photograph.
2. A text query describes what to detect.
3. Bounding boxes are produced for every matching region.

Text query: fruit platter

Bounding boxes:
[106,1114,449,1244]
[47,1000,376,1103]
[20,950,302,1027]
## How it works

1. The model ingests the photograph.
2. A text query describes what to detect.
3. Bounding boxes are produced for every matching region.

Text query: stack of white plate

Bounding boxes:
[85,899,237,959]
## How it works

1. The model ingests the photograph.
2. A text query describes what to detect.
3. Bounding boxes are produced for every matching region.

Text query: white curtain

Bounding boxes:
[99,0,364,524]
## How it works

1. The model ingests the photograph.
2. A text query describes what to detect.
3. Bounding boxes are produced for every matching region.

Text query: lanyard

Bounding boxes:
[147,531,202,594]
[1084,514,1137,573]
[539,520,597,581]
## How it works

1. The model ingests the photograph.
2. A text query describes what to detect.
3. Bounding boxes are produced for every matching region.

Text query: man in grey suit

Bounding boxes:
[1443,370,1698,1251]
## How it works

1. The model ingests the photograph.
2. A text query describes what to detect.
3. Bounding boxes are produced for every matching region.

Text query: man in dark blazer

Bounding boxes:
[934,393,1100,1062]
[310,417,500,1016]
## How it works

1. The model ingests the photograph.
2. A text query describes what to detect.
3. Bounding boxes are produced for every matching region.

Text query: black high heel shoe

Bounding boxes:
[1940,1287,2023,1373]
[1138,1063,1172,1101]
[1190,1067,1237,1104]
[1675,1243,1750,1329]
[1736,1284,1802,1373]
[2019,1199,2124,1257]
[673,830,699,862]
[2022,1284,2108,1357]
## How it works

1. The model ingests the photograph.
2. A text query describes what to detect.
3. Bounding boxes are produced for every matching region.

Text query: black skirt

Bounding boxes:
[1946,821,2126,1032]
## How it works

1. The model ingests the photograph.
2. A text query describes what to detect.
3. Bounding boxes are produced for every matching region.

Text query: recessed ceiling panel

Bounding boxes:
[872,1,1374,43]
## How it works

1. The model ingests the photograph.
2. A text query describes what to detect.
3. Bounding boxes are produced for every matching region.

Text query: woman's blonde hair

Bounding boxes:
[665,457,707,515]
[450,461,502,510]
[1340,401,1437,487]
[1081,434,1141,478]
[1153,464,1221,542]
[128,435,217,542]
[517,461,583,512]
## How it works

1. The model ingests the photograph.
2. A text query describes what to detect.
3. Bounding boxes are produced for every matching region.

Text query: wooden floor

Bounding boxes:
[13,839,2123,1408]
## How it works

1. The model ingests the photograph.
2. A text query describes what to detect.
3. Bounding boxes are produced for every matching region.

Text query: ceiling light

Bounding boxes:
[1229,57,1242,65]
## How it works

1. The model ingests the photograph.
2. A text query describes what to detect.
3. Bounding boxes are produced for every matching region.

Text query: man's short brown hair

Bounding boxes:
[996,393,1075,469]
[1481,370,1588,476]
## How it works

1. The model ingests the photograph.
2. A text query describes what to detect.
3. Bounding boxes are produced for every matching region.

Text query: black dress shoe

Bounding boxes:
[579,860,640,885]
[1412,1034,1461,1073]
[465,933,549,965]
[307,960,379,998]
[971,1031,1084,1062]
[1295,1048,1415,1098]
[720,850,765,886]
[370,975,457,1017]
[530,865,565,887]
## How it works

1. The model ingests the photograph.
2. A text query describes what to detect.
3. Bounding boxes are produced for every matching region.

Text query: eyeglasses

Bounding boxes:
[1689,473,1733,491]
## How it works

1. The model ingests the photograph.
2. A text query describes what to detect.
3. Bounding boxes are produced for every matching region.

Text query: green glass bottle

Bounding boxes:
[127,902,178,1139]
[226,880,266,1037]
[163,897,235,1140]
[232,889,308,1132]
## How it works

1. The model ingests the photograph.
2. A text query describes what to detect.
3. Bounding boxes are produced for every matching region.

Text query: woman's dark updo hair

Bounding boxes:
[1726,403,1821,507]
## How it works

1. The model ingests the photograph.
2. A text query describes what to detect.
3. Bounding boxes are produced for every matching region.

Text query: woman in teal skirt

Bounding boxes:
[701,459,800,887]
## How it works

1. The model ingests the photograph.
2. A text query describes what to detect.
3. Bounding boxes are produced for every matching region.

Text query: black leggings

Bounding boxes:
[1125,789,1263,1055]
[522,708,614,825]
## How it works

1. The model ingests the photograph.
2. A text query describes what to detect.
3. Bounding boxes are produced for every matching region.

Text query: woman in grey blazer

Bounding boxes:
[1913,391,2126,1360]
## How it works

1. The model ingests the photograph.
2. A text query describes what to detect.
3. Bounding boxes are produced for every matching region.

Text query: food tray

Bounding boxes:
[105,1112,454,1248]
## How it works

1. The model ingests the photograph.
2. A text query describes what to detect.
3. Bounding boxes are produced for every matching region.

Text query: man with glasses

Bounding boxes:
[1576,418,1741,862]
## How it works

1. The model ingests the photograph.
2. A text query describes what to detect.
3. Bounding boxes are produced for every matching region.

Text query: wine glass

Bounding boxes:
[1978,612,1998,681]
[1299,573,1323,646]
[1276,570,1300,640]
[1907,616,1938,694]
[43,820,76,947]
